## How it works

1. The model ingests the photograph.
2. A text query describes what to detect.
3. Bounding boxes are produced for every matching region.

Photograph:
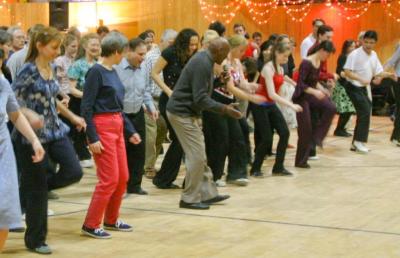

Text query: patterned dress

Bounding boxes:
[332,54,355,114]
[0,74,22,229]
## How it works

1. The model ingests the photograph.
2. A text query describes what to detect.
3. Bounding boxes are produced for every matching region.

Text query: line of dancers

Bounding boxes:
[0,18,399,255]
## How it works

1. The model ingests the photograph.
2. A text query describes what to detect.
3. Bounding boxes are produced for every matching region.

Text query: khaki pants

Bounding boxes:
[144,111,167,171]
[167,111,218,203]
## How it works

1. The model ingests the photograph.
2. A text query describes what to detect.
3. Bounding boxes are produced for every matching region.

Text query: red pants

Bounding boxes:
[84,113,129,229]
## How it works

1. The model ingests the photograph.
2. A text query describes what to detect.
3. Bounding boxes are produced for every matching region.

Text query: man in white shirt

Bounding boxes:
[344,30,396,153]
[300,18,325,59]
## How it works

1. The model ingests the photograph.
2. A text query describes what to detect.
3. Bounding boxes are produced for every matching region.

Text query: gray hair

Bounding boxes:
[161,29,177,43]
[0,30,12,45]
[7,26,22,36]
[101,31,128,57]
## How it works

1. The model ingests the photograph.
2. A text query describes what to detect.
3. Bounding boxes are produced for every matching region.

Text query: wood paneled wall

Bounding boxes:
[0,1,399,70]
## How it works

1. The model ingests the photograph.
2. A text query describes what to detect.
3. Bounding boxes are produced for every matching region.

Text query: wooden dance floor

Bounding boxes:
[3,116,400,258]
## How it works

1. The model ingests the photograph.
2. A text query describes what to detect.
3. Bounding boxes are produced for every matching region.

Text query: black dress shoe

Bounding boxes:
[295,163,311,169]
[179,200,209,210]
[128,188,148,195]
[334,130,352,137]
[203,194,230,204]
[156,183,180,189]
[272,168,293,176]
[250,171,265,178]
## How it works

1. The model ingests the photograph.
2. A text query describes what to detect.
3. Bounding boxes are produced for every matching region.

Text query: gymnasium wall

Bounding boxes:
[0,1,398,70]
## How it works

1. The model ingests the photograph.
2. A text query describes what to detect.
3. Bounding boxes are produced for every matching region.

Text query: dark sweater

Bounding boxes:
[166,50,225,117]
[81,63,136,143]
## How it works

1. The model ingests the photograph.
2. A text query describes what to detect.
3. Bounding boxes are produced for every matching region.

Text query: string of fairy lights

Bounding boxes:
[198,0,400,24]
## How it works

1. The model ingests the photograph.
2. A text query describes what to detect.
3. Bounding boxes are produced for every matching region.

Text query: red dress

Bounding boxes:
[256,73,285,103]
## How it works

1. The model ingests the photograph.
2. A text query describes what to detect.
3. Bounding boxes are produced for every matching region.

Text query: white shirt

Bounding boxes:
[300,34,316,59]
[343,47,383,87]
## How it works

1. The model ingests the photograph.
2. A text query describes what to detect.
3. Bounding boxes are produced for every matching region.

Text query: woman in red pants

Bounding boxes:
[81,31,141,239]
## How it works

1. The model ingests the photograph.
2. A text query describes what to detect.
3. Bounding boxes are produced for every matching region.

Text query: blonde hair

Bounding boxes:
[228,34,247,48]
[76,33,99,60]
[202,30,219,46]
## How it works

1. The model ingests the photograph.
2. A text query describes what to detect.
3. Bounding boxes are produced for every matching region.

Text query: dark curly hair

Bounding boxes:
[173,28,199,64]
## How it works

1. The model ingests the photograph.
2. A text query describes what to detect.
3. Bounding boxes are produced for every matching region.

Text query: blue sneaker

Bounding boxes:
[104,220,133,232]
[81,226,111,239]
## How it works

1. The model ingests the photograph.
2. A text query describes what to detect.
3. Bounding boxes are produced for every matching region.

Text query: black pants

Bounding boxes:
[335,112,352,133]
[68,95,91,161]
[203,111,248,181]
[16,136,82,249]
[251,104,290,173]
[345,83,371,143]
[391,79,400,141]
[126,108,146,192]
[238,117,252,164]
[153,94,183,187]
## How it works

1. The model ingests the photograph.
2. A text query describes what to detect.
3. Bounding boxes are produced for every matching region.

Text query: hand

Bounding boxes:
[291,104,303,112]
[166,89,173,97]
[222,103,242,119]
[372,77,382,85]
[314,90,326,100]
[31,139,45,163]
[247,82,260,93]
[333,73,340,81]
[60,95,70,108]
[150,110,159,121]
[30,115,45,130]
[390,73,398,82]
[89,141,104,154]
[71,115,87,132]
[220,70,231,84]
[129,133,142,145]
[360,78,371,86]
[322,88,331,97]
[326,79,335,89]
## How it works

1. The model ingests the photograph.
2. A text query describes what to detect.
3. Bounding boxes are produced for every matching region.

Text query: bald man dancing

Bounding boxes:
[166,38,242,210]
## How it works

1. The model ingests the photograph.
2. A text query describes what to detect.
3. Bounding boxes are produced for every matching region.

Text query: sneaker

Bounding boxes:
[47,209,55,216]
[351,141,369,154]
[392,139,400,147]
[80,159,94,168]
[29,244,52,255]
[308,155,320,161]
[215,179,226,187]
[104,220,133,232]
[227,178,248,186]
[81,226,111,239]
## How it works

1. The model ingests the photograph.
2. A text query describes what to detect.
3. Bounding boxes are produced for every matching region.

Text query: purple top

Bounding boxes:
[292,59,321,101]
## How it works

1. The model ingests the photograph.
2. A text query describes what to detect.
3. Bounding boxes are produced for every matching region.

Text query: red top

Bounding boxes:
[242,43,256,59]
[256,73,284,103]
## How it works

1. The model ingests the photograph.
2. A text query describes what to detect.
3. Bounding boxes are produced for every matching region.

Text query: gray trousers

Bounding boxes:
[167,111,218,203]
